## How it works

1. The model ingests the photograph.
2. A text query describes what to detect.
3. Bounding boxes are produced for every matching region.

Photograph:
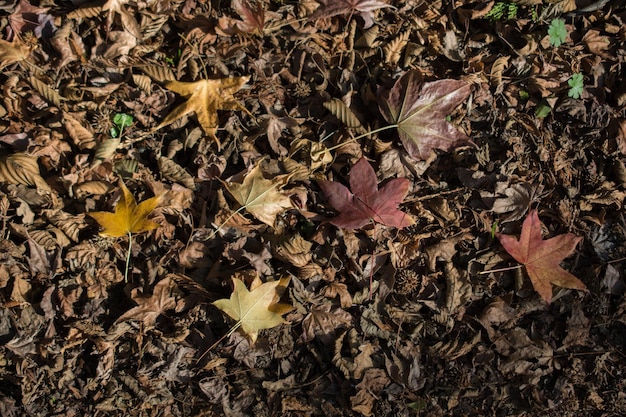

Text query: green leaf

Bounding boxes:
[113,113,134,129]
[548,18,567,47]
[568,73,584,99]
[535,102,551,118]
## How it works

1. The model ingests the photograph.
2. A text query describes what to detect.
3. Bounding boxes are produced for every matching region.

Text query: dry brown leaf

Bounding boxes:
[157,156,196,190]
[0,153,52,193]
[155,76,250,148]
[116,277,178,327]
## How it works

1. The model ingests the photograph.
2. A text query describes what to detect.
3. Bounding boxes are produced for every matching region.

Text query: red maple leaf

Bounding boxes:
[379,70,472,160]
[308,0,393,29]
[318,158,414,229]
[496,210,588,304]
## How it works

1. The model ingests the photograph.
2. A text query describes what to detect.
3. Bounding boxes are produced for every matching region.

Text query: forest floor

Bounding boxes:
[1,0,626,416]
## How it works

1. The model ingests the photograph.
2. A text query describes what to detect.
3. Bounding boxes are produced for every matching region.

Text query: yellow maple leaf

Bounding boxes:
[87,181,160,238]
[222,163,293,227]
[213,275,292,343]
[155,76,250,147]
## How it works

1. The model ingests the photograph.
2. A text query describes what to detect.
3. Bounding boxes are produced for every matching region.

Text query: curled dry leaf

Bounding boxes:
[379,70,473,160]
[496,210,588,304]
[157,156,196,190]
[116,277,178,328]
[0,153,52,193]
[213,275,292,343]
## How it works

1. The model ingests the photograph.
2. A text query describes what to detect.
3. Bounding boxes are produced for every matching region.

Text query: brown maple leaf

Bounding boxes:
[318,157,414,230]
[116,277,178,328]
[308,0,393,29]
[496,210,588,304]
[155,76,250,148]
[379,70,472,160]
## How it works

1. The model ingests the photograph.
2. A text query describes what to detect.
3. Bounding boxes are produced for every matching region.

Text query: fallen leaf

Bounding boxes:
[116,277,177,327]
[379,70,472,160]
[496,210,587,304]
[0,38,31,70]
[155,76,250,148]
[218,0,265,35]
[222,163,293,227]
[318,157,414,229]
[87,181,161,238]
[308,0,393,29]
[213,276,291,343]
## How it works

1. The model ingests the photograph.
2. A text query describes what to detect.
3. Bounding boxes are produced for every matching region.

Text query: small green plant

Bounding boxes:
[110,113,133,138]
[486,1,518,21]
[535,101,551,118]
[548,18,567,47]
[568,73,584,99]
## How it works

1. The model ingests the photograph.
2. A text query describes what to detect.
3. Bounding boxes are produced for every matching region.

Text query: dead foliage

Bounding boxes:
[1,0,626,416]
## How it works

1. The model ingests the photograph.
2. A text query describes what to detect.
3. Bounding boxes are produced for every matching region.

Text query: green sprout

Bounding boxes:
[486,2,518,21]
[535,101,551,118]
[568,73,584,99]
[548,18,567,47]
[111,113,134,138]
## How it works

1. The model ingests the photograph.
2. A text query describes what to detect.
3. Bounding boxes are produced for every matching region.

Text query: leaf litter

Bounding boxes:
[0,1,626,416]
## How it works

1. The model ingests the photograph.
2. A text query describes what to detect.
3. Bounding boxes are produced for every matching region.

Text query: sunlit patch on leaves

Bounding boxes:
[213,275,292,343]
[379,70,473,160]
[318,157,414,229]
[496,210,588,304]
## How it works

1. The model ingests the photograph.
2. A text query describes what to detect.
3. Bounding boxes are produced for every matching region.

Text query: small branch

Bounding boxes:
[479,264,523,275]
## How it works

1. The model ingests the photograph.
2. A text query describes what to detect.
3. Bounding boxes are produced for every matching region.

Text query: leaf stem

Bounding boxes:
[124,231,132,282]
[319,124,398,154]
[479,264,523,275]
[196,321,243,364]
[207,204,248,240]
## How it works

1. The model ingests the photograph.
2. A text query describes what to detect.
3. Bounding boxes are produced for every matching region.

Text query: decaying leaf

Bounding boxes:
[222,163,293,227]
[308,0,393,29]
[116,277,177,327]
[318,157,414,229]
[87,181,161,238]
[379,70,472,160]
[213,275,291,343]
[155,76,250,148]
[496,210,587,304]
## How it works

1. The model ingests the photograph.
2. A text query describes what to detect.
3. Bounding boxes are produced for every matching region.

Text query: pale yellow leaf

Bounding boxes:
[213,276,291,343]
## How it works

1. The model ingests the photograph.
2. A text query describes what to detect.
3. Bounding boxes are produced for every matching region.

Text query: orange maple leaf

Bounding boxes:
[496,210,588,304]
[87,181,160,238]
